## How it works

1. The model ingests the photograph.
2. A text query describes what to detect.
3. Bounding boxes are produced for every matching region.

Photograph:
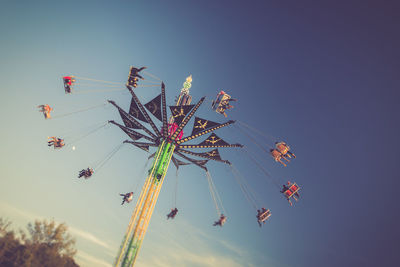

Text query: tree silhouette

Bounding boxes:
[0,217,79,267]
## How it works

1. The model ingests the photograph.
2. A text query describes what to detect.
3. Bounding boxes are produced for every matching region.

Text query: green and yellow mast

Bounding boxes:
[115,76,193,267]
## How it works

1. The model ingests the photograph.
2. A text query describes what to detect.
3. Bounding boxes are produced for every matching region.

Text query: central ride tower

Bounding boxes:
[115,76,193,267]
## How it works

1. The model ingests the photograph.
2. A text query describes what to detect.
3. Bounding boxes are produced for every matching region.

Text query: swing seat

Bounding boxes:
[258,209,271,222]
[212,91,231,113]
[275,142,290,154]
[289,183,299,193]
[270,149,283,160]
[63,76,75,94]
[54,139,64,148]
[283,183,300,198]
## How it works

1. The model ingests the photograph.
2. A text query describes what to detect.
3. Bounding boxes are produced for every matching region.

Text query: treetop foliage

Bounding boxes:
[0,217,79,267]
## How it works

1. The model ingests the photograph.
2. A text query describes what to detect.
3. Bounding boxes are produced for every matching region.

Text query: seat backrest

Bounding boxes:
[290,184,299,192]
[271,149,281,159]
[284,189,293,197]
[276,143,289,154]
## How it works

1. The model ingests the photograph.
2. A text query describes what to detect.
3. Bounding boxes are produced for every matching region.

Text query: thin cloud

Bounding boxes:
[218,239,247,258]
[69,226,112,250]
[165,215,249,258]
[149,253,243,267]
[76,250,112,267]
[0,201,44,221]
[139,237,245,267]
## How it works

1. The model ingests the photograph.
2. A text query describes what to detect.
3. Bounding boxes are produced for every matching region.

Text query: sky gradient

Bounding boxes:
[1,1,399,266]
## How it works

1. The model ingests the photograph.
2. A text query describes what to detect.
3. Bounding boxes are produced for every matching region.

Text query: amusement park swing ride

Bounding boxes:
[40,66,301,267]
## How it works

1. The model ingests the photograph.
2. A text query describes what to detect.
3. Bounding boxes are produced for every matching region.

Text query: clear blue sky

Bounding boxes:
[0,1,399,266]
